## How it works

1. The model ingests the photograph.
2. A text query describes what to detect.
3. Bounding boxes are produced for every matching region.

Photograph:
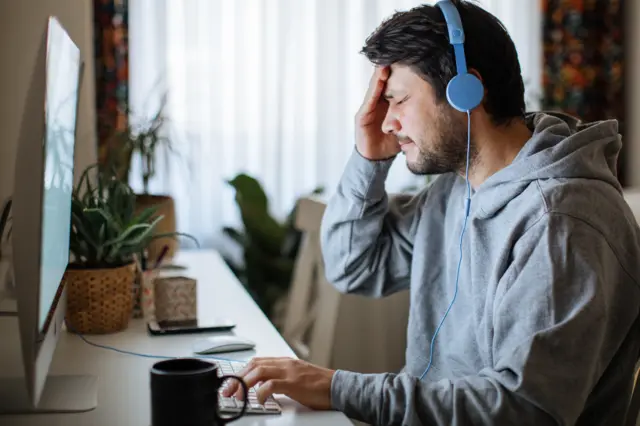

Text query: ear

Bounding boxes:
[467,68,483,83]
[467,68,487,104]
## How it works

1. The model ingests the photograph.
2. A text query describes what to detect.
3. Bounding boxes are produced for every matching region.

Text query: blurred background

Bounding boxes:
[0,0,633,377]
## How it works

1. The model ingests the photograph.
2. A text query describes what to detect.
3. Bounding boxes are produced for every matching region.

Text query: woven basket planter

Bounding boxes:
[64,262,136,334]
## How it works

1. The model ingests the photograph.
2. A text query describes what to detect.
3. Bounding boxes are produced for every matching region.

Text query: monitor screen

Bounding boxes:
[38,19,80,331]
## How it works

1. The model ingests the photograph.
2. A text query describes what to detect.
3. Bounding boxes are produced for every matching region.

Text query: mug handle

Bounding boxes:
[216,375,249,424]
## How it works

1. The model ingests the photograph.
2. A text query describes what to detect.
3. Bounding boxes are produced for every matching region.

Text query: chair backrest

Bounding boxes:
[281,196,411,373]
[281,196,341,367]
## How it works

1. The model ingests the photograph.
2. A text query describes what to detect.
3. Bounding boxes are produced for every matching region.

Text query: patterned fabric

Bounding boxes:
[541,0,626,183]
[94,0,129,171]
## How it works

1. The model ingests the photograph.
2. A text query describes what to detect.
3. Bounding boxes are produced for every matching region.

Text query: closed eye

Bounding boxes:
[396,96,409,105]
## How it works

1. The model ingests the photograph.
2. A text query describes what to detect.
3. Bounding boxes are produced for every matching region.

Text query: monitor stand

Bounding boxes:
[0,374,98,414]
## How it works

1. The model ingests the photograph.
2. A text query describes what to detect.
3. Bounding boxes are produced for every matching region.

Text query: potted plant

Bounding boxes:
[221,173,322,323]
[103,95,181,262]
[64,163,194,334]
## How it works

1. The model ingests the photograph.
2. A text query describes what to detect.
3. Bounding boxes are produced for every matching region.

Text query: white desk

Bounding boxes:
[2,250,353,426]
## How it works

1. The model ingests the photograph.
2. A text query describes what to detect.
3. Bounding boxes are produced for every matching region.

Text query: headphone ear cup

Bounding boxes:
[446,73,484,112]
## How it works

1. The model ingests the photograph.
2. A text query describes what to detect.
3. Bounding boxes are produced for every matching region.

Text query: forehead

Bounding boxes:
[385,63,433,97]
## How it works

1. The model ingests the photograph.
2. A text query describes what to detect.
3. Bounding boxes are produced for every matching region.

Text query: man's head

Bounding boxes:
[362,0,525,175]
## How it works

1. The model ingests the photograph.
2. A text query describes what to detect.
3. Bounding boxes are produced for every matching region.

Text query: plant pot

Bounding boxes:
[135,194,178,263]
[63,262,136,334]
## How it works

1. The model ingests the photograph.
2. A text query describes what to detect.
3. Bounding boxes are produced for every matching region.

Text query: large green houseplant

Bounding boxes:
[65,163,194,334]
[221,174,322,322]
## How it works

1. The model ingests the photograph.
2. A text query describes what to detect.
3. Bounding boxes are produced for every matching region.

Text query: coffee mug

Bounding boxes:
[150,358,248,426]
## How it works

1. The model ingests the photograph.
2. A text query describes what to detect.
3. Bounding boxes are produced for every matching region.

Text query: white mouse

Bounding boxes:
[192,335,256,354]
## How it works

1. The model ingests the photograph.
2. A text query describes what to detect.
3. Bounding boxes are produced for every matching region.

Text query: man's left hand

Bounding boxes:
[221,357,335,410]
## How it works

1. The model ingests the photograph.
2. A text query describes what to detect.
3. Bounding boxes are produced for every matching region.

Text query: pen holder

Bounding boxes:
[139,269,160,321]
[154,274,198,322]
[132,265,159,320]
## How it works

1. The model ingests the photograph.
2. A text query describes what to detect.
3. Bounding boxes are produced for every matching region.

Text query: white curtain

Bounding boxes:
[129,0,541,248]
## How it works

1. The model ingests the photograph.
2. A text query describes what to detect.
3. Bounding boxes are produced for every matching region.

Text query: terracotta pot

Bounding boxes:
[64,263,136,334]
[135,194,178,263]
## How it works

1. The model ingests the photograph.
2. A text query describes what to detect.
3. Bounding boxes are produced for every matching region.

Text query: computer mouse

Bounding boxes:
[192,335,256,354]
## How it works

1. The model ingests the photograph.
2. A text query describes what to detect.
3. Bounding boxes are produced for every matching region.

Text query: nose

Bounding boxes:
[382,112,401,135]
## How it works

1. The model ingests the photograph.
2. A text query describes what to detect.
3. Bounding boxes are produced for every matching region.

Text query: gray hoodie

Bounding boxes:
[320,112,640,426]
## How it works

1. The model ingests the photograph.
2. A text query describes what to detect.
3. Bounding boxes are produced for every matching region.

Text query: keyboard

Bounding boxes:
[214,359,282,415]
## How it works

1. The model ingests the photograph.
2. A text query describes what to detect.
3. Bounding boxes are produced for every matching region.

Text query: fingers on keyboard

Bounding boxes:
[215,361,281,414]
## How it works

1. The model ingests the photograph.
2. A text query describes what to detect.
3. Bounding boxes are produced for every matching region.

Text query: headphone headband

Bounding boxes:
[436,0,465,44]
[436,0,468,75]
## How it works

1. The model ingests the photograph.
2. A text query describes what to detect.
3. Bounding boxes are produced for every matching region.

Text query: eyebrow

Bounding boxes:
[383,91,397,100]
[383,90,395,99]
[383,89,405,100]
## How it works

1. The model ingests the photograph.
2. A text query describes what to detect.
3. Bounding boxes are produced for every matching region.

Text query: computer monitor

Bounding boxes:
[0,16,97,414]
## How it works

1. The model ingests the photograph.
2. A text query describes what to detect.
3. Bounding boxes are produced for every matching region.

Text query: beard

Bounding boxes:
[405,107,477,176]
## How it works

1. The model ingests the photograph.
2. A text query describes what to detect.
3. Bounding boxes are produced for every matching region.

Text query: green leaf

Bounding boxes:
[95,224,106,260]
[237,199,286,254]
[71,212,100,250]
[131,205,160,227]
[227,174,269,213]
[222,226,246,246]
[83,207,122,234]
[148,231,200,248]
[103,218,161,248]
[245,243,294,282]
[73,163,98,199]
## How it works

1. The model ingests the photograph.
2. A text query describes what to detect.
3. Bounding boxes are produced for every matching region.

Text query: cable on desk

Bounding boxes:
[68,327,243,363]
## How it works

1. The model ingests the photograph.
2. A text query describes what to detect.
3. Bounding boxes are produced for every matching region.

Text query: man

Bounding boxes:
[223,1,640,424]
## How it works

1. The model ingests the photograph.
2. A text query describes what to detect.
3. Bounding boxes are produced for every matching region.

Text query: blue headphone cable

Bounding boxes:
[420,110,471,380]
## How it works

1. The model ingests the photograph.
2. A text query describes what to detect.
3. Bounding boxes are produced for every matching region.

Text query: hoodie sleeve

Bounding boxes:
[330,213,639,426]
[320,148,425,298]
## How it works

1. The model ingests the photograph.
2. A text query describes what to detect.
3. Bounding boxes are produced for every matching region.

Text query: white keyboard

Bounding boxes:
[214,359,282,415]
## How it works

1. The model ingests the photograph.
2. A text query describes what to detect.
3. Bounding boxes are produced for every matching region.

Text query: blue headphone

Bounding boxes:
[420,0,480,381]
[436,0,484,112]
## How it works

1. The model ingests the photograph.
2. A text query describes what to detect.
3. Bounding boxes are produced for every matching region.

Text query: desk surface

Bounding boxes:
[3,250,352,426]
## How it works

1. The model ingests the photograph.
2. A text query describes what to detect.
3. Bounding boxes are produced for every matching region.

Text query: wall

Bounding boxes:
[0,0,96,203]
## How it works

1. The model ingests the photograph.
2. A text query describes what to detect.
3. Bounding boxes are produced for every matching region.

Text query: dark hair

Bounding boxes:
[361,0,525,125]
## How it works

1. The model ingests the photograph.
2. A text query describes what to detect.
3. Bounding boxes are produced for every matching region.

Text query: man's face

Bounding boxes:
[382,64,471,175]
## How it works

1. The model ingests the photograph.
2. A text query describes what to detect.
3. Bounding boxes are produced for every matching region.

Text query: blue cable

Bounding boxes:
[420,110,472,381]
[70,329,244,363]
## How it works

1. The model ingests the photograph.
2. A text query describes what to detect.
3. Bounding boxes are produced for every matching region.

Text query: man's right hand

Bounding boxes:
[355,66,400,161]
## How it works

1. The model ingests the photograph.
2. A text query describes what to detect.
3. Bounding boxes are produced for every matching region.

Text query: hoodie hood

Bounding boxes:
[475,111,622,218]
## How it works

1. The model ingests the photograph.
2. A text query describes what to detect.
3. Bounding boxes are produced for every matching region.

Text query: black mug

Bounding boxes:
[150,358,249,426]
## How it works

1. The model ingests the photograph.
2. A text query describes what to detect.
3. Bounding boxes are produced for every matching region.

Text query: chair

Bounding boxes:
[281,196,410,373]
[281,196,341,367]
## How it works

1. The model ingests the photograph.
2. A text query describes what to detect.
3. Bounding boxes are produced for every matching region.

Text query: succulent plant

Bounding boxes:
[70,164,196,269]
